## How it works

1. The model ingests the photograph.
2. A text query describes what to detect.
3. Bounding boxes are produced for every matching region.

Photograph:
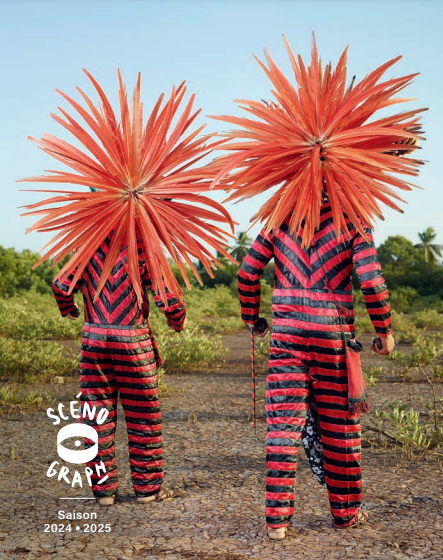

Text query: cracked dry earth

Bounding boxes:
[1,332,443,560]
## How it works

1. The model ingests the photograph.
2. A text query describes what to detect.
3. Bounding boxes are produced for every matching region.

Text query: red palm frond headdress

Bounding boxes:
[20,70,236,305]
[210,34,427,246]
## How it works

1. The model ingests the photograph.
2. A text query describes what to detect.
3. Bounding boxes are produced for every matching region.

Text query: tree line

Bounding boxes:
[1,227,442,311]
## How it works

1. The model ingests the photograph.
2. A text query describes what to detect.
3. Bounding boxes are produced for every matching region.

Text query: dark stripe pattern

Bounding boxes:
[80,324,163,498]
[239,206,392,336]
[52,237,186,328]
[238,205,391,528]
[52,237,187,499]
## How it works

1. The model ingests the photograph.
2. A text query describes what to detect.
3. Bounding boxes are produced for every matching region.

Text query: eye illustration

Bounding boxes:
[57,423,98,464]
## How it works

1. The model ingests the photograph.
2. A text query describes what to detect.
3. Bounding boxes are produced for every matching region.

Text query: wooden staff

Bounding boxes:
[249,325,256,433]
[249,317,269,434]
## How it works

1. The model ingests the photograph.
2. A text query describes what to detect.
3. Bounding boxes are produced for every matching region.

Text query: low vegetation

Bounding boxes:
[365,328,443,456]
[0,385,54,415]
[0,336,80,382]
[0,294,84,340]
[1,230,442,444]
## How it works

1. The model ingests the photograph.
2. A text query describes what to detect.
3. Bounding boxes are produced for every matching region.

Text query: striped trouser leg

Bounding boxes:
[311,358,362,527]
[80,325,119,497]
[265,361,311,528]
[110,325,164,498]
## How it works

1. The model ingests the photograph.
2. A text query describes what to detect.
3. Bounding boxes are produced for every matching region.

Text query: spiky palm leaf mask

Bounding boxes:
[210,35,426,246]
[20,70,236,306]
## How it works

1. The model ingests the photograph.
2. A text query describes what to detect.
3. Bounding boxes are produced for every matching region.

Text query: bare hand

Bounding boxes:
[371,333,395,356]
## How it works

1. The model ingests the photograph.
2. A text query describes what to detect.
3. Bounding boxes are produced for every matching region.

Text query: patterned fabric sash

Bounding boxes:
[315,247,370,415]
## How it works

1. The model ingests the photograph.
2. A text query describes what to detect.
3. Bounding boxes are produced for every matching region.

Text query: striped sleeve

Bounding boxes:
[142,267,186,332]
[52,273,83,317]
[238,229,274,324]
[352,226,392,336]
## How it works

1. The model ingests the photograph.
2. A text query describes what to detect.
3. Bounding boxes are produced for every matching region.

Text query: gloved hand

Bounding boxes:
[66,303,80,321]
[247,316,270,338]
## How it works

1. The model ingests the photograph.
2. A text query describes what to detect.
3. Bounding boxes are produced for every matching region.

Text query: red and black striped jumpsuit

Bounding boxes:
[238,204,392,528]
[53,237,186,499]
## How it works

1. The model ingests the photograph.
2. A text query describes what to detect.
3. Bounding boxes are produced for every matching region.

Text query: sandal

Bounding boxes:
[98,489,118,507]
[98,496,115,508]
[267,527,287,540]
[137,487,175,504]
[335,510,369,529]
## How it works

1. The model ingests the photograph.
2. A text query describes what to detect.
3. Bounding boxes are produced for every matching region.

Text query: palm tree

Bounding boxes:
[230,231,253,264]
[415,227,443,265]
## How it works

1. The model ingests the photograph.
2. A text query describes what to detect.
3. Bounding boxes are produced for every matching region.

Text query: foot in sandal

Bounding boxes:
[98,496,115,507]
[334,510,369,528]
[267,527,288,540]
[137,487,175,504]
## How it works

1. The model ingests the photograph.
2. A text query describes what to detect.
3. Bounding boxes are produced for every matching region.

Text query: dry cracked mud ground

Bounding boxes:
[0,332,442,560]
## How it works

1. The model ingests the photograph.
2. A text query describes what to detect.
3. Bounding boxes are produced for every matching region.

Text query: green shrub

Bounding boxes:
[386,309,443,345]
[370,402,443,453]
[0,294,83,340]
[256,332,272,360]
[259,281,273,316]
[0,385,54,413]
[0,246,62,297]
[391,312,421,343]
[171,285,240,320]
[389,335,443,379]
[354,313,373,333]
[201,285,240,317]
[362,366,383,387]
[388,287,419,312]
[176,280,273,322]
[156,326,228,372]
[156,368,169,394]
[0,337,79,382]
[410,309,443,330]
[411,295,443,313]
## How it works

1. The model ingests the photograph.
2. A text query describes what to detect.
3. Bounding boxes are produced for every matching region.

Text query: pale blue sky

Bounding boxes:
[0,0,441,253]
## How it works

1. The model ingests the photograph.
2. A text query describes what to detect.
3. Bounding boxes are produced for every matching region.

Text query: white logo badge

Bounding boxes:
[46,393,111,488]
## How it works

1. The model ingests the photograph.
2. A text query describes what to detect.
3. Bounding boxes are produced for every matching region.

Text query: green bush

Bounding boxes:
[370,402,443,453]
[362,366,383,387]
[0,385,54,413]
[156,368,169,394]
[259,281,273,316]
[176,279,273,323]
[354,313,373,333]
[389,335,443,379]
[168,285,240,321]
[201,285,240,317]
[256,331,272,360]
[0,296,83,340]
[410,309,443,330]
[0,245,66,297]
[411,295,443,313]
[388,287,419,312]
[156,326,227,372]
[390,309,443,343]
[0,337,79,382]
[391,312,421,343]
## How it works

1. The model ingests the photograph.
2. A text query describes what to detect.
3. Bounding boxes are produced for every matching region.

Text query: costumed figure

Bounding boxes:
[20,71,236,506]
[210,35,426,538]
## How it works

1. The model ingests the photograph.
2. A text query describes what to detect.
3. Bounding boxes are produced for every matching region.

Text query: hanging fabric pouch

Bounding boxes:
[346,338,369,415]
